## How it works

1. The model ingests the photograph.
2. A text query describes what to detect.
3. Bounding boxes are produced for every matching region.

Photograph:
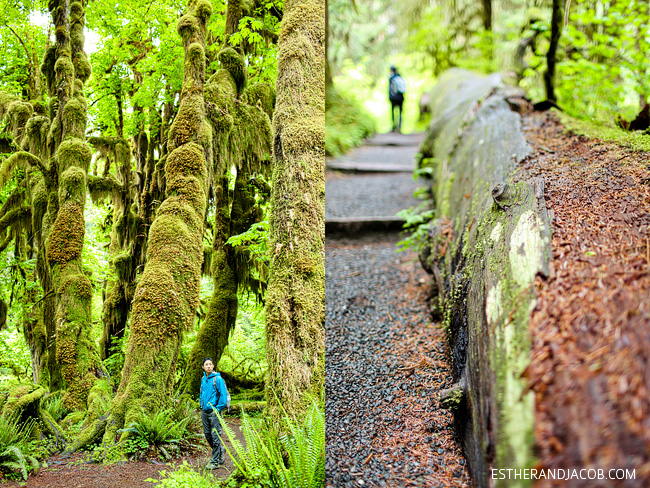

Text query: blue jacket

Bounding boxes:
[199,372,228,413]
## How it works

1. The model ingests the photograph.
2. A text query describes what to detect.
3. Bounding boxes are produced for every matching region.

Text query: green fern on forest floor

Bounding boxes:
[42,392,68,422]
[116,407,192,460]
[0,416,39,480]
[219,402,325,488]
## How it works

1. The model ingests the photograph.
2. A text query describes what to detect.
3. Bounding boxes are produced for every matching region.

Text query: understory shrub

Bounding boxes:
[326,87,376,157]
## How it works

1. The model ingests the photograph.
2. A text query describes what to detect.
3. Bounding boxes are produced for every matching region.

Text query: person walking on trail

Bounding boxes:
[199,357,228,470]
[389,65,406,133]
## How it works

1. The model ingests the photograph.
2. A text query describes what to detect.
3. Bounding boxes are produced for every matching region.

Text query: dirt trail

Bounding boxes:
[1,418,242,487]
[521,112,650,486]
[325,134,471,488]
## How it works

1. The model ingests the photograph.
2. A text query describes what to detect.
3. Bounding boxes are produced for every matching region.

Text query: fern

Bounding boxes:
[217,402,325,488]
[116,407,191,458]
[0,417,39,481]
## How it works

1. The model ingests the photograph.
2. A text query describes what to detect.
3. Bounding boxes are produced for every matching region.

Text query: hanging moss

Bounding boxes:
[218,48,247,93]
[7,101,34,140]
[25,116,50,160]
[242,83,276,119]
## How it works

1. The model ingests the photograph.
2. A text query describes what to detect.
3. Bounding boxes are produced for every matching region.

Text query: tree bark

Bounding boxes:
[545,0,563,103]
[266,0,325,419]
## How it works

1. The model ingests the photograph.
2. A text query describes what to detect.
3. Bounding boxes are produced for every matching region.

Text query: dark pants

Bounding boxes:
[391,99,403,132]
[201,410,224,464]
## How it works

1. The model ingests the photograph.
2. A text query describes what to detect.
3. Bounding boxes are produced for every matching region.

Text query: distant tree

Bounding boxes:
[544,0,563,103]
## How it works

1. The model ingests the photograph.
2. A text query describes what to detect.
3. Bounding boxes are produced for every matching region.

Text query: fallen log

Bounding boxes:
[418,69,551,486]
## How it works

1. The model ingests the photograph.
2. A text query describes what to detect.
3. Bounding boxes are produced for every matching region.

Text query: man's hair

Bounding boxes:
[202,357,213,365]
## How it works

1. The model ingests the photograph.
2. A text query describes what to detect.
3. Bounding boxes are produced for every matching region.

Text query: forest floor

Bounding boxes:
[1,417,242,487]
[520,111,650,486]
[325,133,471,488]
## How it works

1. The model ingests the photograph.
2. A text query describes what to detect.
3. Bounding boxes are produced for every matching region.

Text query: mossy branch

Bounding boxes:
[0,206,31,234]
[0,151,47,188]
[87,174,122,203]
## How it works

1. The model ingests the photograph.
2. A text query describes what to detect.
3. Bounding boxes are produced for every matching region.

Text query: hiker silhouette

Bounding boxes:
[388,65,406,133]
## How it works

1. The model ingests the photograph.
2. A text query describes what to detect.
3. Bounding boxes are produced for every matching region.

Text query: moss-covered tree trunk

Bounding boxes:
[89,139,135,362]
[265,0,325,418]
[179,164,237,395]
[102,0,212,444]
[45,0,104,410]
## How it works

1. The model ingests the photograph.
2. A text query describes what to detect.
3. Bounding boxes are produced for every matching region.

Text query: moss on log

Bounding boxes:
[418,69,551,487]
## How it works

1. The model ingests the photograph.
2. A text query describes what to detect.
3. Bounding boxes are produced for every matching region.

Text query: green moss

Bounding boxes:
[62,99,88,139]
[243,83,275,119]
[59,166,87,206]
[218,48,246,93]
[113,252,132,283]
[58,138,92,172]
[207,69,237,97]
[168,93,206,151]
[165,141,207,178]
[1,384,46,422]
[84,379,112,425]
[558,110,650,152]
[73,52,92,83]
[54,56,74,80]
[46,201,85,264]
[177,14,199,41]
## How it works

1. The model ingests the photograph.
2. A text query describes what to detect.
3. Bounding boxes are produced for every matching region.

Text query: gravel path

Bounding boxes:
[325,134,470,487]
[326,134,423,221]
[325,172,421,219]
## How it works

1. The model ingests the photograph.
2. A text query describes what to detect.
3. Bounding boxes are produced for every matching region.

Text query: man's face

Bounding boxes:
[203,360,214,374]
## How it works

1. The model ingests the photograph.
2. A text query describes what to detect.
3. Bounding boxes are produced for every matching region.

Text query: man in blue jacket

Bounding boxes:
[199,357,228,469]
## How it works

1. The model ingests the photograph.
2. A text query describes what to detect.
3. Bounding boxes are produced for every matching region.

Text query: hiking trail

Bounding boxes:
[325,133,471,488]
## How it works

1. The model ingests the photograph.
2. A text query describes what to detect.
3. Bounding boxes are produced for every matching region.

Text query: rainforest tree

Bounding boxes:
[265,0,325,419]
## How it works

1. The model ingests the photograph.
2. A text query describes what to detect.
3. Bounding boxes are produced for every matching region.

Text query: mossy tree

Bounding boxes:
[0,0,105,409]
[43,0,105,411]
[98,0,214,446]
[265,0,325,419]
[178,1,275,397]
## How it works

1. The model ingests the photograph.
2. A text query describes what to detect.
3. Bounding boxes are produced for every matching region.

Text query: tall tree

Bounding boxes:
[178,0,276,397]
[265,0,325,418]
[44,0,105,410]
[101,0,213,444]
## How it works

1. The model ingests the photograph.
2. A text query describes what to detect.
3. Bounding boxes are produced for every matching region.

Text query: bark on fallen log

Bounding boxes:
[418,69,550,487]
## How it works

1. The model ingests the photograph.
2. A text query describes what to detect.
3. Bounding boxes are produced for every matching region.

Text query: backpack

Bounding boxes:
[390,75,406,99]
[213,375,231,413]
